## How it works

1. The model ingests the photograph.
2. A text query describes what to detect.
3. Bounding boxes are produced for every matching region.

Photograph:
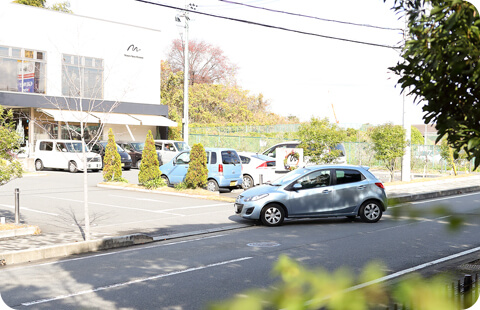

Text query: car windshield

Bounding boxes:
[174,142,190,151]
[65,142,88,153]
[271,167,311,186]
[131,142,145,152]
[252,154,276,162]
[100,142,125,152]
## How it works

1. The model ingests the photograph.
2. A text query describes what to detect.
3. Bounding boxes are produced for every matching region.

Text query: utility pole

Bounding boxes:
[176,3,196,145]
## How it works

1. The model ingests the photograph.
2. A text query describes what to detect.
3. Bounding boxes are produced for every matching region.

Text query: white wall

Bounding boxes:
[0,2,162,104]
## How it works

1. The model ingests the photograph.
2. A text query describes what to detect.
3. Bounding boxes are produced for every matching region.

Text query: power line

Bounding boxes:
[134,0,402,49]
[219,0,403,31]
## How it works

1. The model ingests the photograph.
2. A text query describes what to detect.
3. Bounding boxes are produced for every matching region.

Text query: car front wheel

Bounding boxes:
[161,175,170,186]
[261,204,285,226]
[359,200,382,223]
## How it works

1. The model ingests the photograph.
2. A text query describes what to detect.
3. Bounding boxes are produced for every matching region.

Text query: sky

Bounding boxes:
[57,0,471,127]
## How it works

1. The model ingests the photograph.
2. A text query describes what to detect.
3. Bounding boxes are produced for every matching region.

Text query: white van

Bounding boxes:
[34,139,102,173]
[154,140,190,165]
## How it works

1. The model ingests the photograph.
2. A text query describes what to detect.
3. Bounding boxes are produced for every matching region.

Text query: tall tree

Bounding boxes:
[371,123,407,182]
[166,39,238,85]
[13,0,45,7]
[388,0,480,169]
[102,128,122,182]
[297,117,346,164]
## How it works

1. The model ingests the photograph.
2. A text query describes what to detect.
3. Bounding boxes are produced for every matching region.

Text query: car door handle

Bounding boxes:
[357,185,366,190]
[322,189,332,194]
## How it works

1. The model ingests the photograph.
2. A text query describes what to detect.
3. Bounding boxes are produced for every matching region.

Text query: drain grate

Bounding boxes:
[247,242,280,248]
[460,259,480,271]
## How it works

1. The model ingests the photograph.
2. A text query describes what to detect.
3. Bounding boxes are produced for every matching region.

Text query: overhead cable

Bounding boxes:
[135,0,402,49]
[219,0,404,31]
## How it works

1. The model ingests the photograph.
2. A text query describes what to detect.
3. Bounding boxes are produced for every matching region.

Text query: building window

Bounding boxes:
[0,45,46,94]
[62,54,104,99]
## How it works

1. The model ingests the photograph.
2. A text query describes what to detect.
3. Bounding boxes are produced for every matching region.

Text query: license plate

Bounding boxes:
[230,181,237,186]
[121,163,125,167]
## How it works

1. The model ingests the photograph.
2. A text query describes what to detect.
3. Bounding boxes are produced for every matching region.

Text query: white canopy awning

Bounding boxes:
[39,109,177,127]
[39,109,100,123]
[89,112,141,126]
[128,114,178,127]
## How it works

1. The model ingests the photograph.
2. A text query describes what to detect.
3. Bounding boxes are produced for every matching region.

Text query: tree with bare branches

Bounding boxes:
[166,39,237,85]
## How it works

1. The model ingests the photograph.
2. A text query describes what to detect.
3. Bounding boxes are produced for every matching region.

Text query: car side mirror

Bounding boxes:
[292,183,302,190]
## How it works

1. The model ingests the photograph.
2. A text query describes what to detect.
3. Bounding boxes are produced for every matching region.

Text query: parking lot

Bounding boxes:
[0,169,248,240]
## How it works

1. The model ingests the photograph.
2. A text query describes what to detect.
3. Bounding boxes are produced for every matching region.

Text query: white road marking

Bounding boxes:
[109,194,170,203]
[0,204,59,216]
[21,256,252,306]
[409,192,480,204]
[0,235,226,272]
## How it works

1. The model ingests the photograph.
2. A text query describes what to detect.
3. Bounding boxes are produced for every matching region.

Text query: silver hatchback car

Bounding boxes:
[235,165,387,226]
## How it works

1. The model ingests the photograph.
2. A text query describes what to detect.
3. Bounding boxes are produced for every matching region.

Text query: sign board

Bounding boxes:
[275,148,304,172]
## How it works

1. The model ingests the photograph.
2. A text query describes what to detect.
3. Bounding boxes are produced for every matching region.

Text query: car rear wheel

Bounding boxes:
[206,179,219,192]
[68,161,78,173]
[35,159,44,171]
[261,204,285,226]
[136,160,142,169]
[242,174,254,190]
[359,200,382,223]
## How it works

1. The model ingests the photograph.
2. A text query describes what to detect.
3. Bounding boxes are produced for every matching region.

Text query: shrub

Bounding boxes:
[103,128,122,182]
[138,130,161,185]
[144,177,165,189]
[184,143,208,189]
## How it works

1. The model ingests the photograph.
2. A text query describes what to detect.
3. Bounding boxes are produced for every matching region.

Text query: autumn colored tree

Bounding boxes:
[138,130,161,185]
[13,0,72,12]
[166,39,238,85]
[184,143,208,189]
[102,128,122,182]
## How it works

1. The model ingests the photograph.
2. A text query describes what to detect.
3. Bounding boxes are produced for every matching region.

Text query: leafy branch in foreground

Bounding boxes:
[210,255,463,310]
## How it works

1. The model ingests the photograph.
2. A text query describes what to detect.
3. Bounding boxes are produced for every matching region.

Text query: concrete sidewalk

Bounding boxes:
[1,174,480,266]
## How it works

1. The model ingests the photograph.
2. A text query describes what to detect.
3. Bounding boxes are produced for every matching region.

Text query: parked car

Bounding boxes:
[90,141,132,170]
[238,152,277,190]
[117,141,162,169]
[160,148,243,192]
[234,165,387,226]
[154,140,190,165]
[34,139,102,173]
[262,141,347,165]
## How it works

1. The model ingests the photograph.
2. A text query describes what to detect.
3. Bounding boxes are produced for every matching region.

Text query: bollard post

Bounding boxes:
[15,188,19,224]
[259,174,263,185]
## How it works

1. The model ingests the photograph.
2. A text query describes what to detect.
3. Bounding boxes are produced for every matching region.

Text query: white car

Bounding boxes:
[34,139,102,173]
[238,152,277,190]
[154,140,190,165]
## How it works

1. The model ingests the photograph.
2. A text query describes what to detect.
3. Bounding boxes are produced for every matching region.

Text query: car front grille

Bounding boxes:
[87,157,101,162]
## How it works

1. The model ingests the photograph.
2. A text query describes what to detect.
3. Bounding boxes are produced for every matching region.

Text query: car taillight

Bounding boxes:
[219,163,223,176]
[257,162,267,168]
[375,182,385,189]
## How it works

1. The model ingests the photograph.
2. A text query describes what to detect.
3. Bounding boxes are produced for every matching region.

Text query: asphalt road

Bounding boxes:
[1,192,479,309]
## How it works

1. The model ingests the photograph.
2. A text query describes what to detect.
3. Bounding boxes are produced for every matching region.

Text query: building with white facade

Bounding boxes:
[0,2,176,167]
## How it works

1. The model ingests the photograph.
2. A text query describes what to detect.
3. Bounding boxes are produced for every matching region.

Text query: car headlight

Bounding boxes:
[244,193,269,202]
[127,154,131,160]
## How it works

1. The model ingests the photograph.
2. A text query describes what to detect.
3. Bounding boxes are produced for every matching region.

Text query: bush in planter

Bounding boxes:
[184,143,208,189]
[103,128,123,182]
[138,130,161,186]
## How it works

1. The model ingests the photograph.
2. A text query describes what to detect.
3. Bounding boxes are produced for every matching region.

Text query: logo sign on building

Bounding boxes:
[124,44,144,59]
[17,61,35,93]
